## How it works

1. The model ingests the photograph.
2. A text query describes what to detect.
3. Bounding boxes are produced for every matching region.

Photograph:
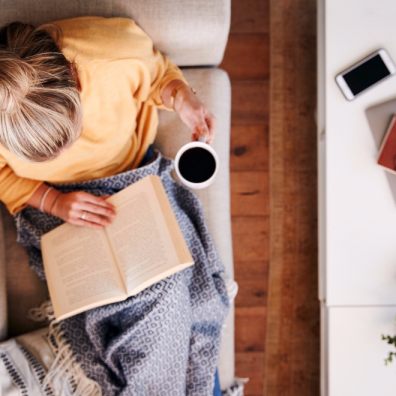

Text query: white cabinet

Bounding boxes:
[319,0,396,307]
[324,306,396,396]
[318,0,396,394]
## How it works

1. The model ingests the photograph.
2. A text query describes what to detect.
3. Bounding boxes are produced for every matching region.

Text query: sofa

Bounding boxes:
[0,0,236,393]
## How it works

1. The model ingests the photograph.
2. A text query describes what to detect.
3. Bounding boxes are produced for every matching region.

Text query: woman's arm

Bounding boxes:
[26,183,116,229]
[161,79,216,144]
[105,18,215,142]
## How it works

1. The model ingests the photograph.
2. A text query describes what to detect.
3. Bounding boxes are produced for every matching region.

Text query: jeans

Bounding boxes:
[138,144,156,167]
[213,369,222,396]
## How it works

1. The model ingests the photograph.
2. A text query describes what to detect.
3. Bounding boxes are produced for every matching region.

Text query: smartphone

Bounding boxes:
[335,49,396,100]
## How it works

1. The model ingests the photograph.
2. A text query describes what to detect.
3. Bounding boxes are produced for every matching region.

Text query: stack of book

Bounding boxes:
[378,114,396,173]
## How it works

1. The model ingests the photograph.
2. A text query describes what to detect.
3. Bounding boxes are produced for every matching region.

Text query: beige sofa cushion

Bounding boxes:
[1,207,49,337]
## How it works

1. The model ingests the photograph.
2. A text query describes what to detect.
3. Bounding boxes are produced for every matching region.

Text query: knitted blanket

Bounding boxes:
[13,150,230,395]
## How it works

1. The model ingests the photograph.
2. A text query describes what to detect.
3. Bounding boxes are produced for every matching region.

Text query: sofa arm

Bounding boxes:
[0,205,8,341]
[0,0,231,67]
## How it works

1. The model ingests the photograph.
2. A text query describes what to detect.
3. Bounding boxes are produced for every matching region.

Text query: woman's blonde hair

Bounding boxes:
[0,22,82,162]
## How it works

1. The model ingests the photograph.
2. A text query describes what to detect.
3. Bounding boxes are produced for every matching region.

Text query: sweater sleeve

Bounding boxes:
[145,50,188,110]
[0,155,44,215]
[129,21,188,110]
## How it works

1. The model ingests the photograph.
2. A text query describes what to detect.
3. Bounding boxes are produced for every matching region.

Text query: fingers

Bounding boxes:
[78,191,115,209]
[176,90,216,144]
[205,112,215,135]
[204,109,216,144]
[72,211,111,228]
[79,201,116,219]
[73,218,105,230]
[194,121,211,142]
[67,192,116,228]
[73,202,116,227]
[192,113,215,144]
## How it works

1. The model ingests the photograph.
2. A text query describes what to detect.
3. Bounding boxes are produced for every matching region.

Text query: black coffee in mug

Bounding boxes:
[178,147,217,183]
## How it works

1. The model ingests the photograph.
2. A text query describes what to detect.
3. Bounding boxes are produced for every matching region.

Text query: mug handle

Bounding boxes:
[198,136,208,143]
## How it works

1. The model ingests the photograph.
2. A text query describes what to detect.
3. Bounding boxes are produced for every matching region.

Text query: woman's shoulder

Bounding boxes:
[47,15,138,34]
[41,16,154,64]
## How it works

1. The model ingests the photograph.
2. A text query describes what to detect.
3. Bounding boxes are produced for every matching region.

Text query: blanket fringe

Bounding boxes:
[27,300,55,322]
[28,300,102,396]
[225,279,239,302]
[222,377,249,396]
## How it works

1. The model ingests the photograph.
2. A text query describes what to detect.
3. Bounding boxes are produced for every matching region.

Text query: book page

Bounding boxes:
[105,176,193,295]
[151,176,194,265]
[41,225,126,319]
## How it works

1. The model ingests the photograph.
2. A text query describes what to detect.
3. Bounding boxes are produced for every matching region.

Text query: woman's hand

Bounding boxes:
[161,80,216,144]
[51,191,117,229]
[174,85,216,144]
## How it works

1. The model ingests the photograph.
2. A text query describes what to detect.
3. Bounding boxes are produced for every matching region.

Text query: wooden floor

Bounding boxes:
[220,1,319,395]
[221,1,269,394]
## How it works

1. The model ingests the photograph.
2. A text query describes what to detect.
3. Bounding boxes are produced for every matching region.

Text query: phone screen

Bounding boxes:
[343,54,391,95]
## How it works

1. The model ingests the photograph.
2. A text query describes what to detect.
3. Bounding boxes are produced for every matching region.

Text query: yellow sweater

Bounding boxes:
[0,16,186,214]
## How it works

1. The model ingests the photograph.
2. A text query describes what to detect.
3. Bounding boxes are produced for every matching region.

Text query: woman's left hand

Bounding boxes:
[173,85,216,144]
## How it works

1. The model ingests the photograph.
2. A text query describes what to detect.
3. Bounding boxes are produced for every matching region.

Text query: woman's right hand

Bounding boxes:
[51,191,117,229]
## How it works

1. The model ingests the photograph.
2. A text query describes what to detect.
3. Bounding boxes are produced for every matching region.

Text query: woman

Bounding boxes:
[0,16,214,224]
[0,16,228,395]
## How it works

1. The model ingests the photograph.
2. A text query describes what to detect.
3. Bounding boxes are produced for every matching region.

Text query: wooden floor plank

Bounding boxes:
[234,260,268,307]
[232,216,269,262]
[236,352,265,395]
[230,124,268,172]
[222,0,270,393]
[231,0,269,34]
[231,81,269,125]
[235,307,266,352]
[231,171,269,216]
[221,34,269,80]
[265,0,319,395]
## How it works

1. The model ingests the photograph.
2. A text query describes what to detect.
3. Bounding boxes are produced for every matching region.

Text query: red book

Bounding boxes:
[378,115,396,173]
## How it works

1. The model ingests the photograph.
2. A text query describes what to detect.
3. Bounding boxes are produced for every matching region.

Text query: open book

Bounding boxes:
[41,175,193,321]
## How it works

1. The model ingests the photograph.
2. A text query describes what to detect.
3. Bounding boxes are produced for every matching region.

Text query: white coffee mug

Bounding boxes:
[174,140,219,189]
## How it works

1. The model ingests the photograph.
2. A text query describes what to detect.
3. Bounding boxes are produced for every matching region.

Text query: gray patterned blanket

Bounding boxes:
[13,150,230,395]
